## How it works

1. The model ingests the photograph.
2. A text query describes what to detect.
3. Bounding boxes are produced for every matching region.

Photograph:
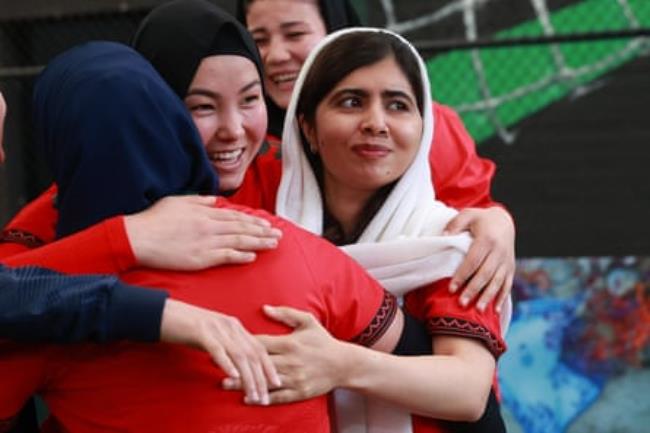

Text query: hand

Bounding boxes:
[223,305,348,405]
[160,299,281,405]
[0,91,6,163]
[124,195,282,270]
[444,207,515,312]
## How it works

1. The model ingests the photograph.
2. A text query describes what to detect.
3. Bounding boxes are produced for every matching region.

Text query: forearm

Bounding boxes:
[0,265,166,343]
[341,338,494,421]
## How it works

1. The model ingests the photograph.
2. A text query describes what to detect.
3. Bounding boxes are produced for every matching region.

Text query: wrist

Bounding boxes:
[160,299,198,346]
[123,213,152,266]
[337,342,380,391]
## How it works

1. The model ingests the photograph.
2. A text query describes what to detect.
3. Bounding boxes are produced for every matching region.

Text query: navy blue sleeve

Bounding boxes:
[0,264,167,343]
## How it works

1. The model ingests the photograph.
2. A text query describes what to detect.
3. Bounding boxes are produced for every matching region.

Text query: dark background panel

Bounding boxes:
[481,54,650,256]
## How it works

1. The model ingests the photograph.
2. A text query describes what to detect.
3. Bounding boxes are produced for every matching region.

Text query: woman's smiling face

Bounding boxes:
[185,55,267,192]
[246,0,327,109]
[301,55,423,197]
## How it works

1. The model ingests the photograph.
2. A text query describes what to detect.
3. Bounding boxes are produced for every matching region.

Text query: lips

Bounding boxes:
[351,144,391,158]
[207,148,245,169]
[268,71,298,88]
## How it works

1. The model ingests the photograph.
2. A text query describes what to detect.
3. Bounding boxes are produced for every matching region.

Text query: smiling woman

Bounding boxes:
[301,55,424,238]
[244,0,327,110]
[185,55,267,191]
[237,0,517,313]
[132,0,270,194]
[266,28,507,433]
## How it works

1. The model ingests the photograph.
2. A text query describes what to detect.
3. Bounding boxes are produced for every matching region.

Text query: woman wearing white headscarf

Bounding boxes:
[248,27,512,433]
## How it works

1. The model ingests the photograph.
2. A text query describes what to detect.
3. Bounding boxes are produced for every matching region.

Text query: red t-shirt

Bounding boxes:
[0,200,397,432]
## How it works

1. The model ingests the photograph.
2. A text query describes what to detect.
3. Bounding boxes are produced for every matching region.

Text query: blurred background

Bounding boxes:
[1,1,648,432]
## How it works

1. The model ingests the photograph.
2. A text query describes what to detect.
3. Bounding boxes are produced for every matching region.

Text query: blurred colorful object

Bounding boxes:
[499,257,650,432]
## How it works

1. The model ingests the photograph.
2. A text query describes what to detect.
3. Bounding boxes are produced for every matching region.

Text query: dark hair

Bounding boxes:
[297,31,424,129]
[237,0,361,32]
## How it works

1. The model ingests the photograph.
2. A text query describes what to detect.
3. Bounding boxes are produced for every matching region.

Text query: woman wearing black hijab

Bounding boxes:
[132,0,272,195]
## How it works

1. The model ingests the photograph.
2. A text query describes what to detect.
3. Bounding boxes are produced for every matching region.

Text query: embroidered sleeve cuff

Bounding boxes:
[426,316,507,359]
[351,291,398,347]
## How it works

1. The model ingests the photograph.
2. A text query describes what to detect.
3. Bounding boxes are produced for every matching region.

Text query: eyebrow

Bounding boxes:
[382,89,417,104]
[186,80,262,99]
[331,88,416,104]
[250,21,308,34]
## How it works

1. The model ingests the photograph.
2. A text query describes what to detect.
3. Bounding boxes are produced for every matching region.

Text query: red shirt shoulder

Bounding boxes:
[429,103,500,209]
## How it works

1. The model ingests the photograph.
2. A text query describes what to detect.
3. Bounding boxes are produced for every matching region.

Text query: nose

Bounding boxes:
[265,36,291,64]
[215,106,245,142]
[361,102,388,136]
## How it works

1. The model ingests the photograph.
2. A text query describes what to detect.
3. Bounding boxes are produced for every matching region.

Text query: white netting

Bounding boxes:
[378,0,650,143]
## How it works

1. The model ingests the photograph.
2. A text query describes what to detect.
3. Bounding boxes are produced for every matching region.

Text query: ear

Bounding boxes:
[299,114,319,154]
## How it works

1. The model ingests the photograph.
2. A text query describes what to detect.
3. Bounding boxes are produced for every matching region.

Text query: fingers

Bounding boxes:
[197,313,279,406]
[208,207,275,228]
[225,332,269,405]
[457,249,500,308]
[475,265,506,311]
[267,389,302,405]
[224,377,308,405]
[176,196,283,238]
[496,272,514,313]
[260,346,283,388]
[210,231,281,251]
[230,349,262,404]
[443,209,475,235]
[206,249,257,266]
[182,195,218,206]
[262,305,315,329]
[450,240,489,294]
[255,334,297,355]
[207,343,240,380]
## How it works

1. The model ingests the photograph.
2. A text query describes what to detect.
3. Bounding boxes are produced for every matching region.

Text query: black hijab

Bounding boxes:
[132,0,264,100]
[236,0,361,138]
[32,41,217,238]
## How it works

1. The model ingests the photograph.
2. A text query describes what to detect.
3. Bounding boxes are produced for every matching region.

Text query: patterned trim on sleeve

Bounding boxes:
[426,317,506,359]
[0,229,45,248]
[352,291,398,347]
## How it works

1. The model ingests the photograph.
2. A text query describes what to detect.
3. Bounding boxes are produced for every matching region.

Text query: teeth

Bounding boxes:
[209,149,244,163]
[272,73,297,84]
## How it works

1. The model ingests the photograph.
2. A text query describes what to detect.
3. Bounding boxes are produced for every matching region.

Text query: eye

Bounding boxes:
[387,99,410,112]
[241,93,261,107]
[286,31,308,40]
[186,102,215,116]
[253,36,269,47]
[339,96,362,109]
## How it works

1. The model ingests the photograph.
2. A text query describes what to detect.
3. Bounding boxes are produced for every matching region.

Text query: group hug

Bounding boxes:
[0,1,516,432]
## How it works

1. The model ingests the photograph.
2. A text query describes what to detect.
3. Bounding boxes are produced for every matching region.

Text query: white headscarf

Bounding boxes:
[276,27,473,296]
[276,27,509,433]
